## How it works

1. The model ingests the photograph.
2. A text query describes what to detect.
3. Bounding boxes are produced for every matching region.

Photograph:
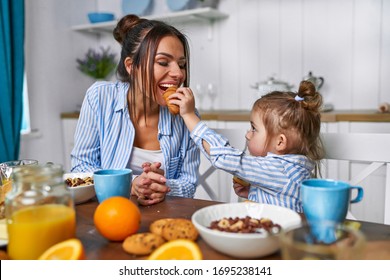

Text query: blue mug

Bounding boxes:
[94,169,132,203]
[301,179,364,224]
[301,179,364,243]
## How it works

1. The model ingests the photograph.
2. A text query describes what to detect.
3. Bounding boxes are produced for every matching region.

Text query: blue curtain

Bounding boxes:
[0,0,24,162]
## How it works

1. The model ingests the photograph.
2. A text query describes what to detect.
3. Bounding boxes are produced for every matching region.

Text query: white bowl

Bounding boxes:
[191,202,302,259]
[63,172,95,204]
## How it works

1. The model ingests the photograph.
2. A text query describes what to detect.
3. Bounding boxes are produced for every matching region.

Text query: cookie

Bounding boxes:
[162,218,199,241]
[233,176,251,187]
[149,218,173,236]
[122,232,166,255]
[0,250,9,260]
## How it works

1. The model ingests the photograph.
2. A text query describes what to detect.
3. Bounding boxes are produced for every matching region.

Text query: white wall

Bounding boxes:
[209,0,390,111]
[20,0,390,169]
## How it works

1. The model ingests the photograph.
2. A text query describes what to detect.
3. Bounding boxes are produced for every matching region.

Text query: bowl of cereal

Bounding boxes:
[63,172,95,204]
[191,202,302,258]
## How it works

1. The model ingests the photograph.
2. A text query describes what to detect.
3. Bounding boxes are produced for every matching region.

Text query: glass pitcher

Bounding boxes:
[5,163,76,260]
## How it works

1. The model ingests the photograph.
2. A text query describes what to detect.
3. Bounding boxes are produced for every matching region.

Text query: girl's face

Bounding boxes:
[245,110,271,157]
[153,35,186,106]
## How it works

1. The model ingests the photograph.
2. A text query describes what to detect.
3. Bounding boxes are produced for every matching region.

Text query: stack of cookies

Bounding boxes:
[122,218,198,256]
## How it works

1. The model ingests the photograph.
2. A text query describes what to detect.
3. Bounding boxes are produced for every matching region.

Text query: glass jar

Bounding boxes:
[5,163,76,260]
[0,159,38,219]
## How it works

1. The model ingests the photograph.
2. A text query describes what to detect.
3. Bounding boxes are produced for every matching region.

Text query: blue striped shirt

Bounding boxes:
[191,122,315,212]
[71,81,200,198]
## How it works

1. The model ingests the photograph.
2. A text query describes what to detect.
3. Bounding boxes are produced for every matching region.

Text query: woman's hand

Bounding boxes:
[131,162,170,206]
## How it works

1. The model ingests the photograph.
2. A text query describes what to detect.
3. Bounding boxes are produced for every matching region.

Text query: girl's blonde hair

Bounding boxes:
[253,80,324,165]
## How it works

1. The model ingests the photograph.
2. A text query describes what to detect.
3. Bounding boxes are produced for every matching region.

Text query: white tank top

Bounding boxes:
[127,147,164,176]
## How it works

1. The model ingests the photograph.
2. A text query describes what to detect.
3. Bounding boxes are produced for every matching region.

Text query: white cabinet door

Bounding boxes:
[61,119,78,172]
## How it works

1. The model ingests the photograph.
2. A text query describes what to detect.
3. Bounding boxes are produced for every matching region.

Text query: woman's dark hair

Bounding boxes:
[113,14,190,120]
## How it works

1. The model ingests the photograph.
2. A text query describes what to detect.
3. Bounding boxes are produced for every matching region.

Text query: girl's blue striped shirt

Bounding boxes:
[191,122,314,212]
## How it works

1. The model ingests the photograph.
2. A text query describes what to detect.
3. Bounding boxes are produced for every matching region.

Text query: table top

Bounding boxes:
[76,196,390,260]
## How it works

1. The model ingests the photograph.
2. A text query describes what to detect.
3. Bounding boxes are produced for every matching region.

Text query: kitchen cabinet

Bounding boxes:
[61,116,78,173]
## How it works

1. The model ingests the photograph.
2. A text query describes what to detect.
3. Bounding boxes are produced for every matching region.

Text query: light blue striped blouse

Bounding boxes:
[71,81,200,198]
[191,122,315,212]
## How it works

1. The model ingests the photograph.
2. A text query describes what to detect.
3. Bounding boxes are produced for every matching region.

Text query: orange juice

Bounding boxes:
[7,204,76,260]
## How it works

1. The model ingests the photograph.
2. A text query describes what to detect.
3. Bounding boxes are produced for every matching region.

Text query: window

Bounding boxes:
[21,72,31,134]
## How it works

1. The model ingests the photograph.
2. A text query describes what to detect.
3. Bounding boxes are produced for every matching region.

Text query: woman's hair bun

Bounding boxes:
[113,14,142,44]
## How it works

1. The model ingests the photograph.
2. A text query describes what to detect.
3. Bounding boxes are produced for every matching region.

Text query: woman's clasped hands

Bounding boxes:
[131,162,171,205]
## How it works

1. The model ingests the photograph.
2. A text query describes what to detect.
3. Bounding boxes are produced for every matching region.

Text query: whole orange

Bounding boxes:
[93,196,141,241]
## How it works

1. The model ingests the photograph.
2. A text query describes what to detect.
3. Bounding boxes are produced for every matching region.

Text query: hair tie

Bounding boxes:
[295,95,304,102]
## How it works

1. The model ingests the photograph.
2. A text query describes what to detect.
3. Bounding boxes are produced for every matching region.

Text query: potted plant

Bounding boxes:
[76,46,117,80]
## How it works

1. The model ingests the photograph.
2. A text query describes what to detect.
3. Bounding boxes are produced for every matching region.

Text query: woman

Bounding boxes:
[71,14,200,205]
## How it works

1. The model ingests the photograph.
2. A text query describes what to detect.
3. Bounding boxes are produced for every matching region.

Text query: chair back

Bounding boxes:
[320,132,390,224]
[195,128,247,202]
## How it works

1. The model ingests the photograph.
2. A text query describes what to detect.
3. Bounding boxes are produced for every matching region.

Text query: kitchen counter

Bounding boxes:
[199,109,390,122]
[61,110,390,122]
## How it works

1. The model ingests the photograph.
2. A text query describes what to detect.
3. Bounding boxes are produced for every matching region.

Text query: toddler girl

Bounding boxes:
[172,80,324,212]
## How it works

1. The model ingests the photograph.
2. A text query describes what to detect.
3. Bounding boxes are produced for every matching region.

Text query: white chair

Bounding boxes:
[320,132,390,224]
[195,128,247,202]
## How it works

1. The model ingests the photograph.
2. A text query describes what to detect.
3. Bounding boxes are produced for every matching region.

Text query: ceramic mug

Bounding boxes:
[94,169,132,203]
[301,178,364,225]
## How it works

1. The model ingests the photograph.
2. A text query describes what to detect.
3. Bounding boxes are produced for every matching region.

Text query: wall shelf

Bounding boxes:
[71,7,228,34]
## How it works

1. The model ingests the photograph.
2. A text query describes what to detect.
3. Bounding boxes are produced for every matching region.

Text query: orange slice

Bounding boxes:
[38,238,85,260]
[148,239,202,260]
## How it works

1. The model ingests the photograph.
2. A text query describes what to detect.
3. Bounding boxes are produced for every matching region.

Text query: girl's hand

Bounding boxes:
[169,87,201,135]
[132,162,170,206]
[233,182,249,199]
[169,87,196,117]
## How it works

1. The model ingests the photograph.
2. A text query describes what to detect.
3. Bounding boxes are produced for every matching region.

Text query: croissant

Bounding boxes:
[163,86,179,115]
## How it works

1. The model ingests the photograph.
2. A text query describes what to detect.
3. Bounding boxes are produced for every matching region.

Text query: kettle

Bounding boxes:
[303,71,324,91]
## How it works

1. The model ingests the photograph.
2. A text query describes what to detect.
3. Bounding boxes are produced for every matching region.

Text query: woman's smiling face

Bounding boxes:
[153,35,186,106]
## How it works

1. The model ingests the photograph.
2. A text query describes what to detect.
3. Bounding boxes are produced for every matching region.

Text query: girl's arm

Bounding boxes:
[170,87,211,154]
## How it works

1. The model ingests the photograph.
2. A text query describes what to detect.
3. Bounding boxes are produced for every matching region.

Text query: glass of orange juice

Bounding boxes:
[5,163,75,260]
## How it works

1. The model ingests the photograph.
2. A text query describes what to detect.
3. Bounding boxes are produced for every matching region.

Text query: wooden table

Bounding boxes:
[76,196,390,260]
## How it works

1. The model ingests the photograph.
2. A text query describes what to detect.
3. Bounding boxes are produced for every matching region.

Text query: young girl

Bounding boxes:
[172,80,324,212]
